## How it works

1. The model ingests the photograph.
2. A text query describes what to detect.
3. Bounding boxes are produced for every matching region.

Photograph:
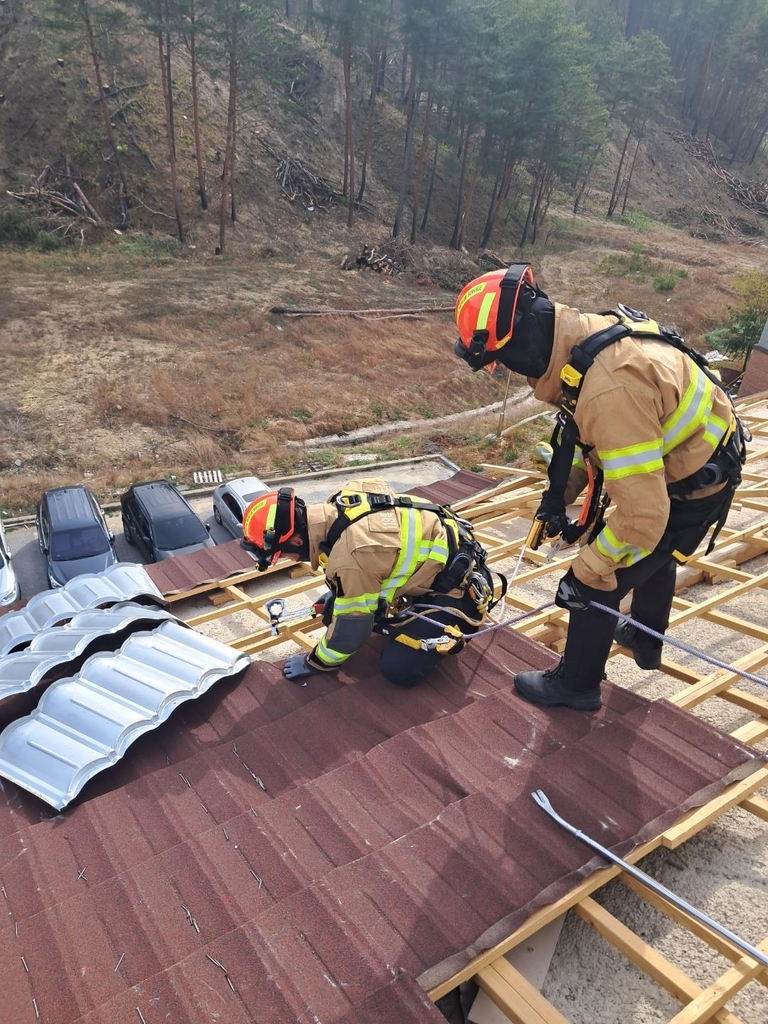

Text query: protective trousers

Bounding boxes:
[378,592,481,688]
[559,489,732,693]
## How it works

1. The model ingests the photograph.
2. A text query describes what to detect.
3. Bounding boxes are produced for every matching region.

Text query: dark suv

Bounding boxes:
[38,486,118,589]
[121,480,215,562]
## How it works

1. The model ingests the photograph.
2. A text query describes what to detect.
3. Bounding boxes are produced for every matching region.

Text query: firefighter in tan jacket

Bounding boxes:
[455,265,744,711]
[242,479,491,687]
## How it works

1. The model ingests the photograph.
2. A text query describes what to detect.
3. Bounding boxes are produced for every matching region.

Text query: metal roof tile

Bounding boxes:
[0,564,165,656]
[0,623,251,808]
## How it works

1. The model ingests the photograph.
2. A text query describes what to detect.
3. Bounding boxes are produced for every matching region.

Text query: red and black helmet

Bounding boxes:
[242,487,300,571]
[454,264,552,376]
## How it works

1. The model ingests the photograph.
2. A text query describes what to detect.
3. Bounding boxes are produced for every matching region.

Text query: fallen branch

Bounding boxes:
[270,304,454,316]
[71,182,103,226]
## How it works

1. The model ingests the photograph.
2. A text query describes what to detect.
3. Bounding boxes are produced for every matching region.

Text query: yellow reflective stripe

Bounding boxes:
[702,410,728,451]
[662,363,713,453]
[475,292,496,331]
[315,638,349,665]
[380,509,421,600]
[334,594,379,615]
[600,439,664,481]
[456,281,487,321]
[573,452,586,470]
[595,524,651,566]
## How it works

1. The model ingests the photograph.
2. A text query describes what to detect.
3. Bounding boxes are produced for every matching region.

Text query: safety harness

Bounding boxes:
[527,303,747,555]
[319,489,506,652]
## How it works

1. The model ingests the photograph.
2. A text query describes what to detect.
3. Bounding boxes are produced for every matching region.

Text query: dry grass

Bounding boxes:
[2,217,768,514]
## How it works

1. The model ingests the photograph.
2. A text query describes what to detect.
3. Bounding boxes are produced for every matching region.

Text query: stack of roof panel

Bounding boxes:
[0,563,166,655]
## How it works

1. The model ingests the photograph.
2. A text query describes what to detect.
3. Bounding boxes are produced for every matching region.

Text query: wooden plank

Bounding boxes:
[618,876,768,984]
[477,958,570,1024]
[670,646,768,710]
[666,940,768,1024]
[660,767,768,847]
[575,897,744,1024]
[742,794,768,822]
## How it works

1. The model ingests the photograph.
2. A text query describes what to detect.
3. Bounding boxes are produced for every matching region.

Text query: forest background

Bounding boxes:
[2,0,768,512]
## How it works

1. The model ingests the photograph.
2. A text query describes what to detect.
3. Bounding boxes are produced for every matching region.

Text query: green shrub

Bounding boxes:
[36,232,63,253]
[600,245,688,292]
[0,204,39,243]
[705,271,768,366]
[620,210,650,231]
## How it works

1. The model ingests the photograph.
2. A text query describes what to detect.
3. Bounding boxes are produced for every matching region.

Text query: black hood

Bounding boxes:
[494,288,555,378]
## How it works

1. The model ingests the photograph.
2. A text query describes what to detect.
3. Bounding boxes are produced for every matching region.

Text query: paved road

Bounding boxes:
[4,459,457,602]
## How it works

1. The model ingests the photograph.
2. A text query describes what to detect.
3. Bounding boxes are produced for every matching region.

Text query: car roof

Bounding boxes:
[43,486,100,529]
[225,476,268,500]
[129,481,194,520]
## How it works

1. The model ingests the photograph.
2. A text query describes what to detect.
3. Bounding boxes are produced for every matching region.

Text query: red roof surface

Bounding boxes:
[0,626,762,1024]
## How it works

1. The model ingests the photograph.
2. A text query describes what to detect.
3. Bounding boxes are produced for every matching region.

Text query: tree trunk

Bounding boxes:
[400,45,408,104]
[189,0,208,209]
[480,157,515,248]
[421,104,442,231]
[449,123,470,249]
[79,0,129,224]
[342,40,355,227]
[456,155,479,251]
[749,122,768,164]
[573,144,601,214]
[392,58,418,238]
[520,162,543,246]
[620,124,644,216]
[218,0,238,254]
[157,0,184,243]
[357,53,378,205]
[691,35,715,137]
[409,85,433,242]
[607,121,634,217]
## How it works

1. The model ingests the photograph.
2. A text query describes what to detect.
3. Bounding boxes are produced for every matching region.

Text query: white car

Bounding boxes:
[0,519,21,605]
[212,476,270,539]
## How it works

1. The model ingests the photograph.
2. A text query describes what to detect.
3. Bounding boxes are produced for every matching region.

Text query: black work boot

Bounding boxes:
[613,620,662,670]
[514,662,602,712]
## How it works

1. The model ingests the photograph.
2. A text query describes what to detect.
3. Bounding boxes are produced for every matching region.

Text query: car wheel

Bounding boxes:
[123,518,136,545]
[213,505,223,525]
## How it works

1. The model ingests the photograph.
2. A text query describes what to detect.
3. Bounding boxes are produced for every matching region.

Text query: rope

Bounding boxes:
[399,594,768,691]
[590,600,768,691]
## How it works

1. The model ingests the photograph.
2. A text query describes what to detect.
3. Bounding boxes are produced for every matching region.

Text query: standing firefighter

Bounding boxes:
[454,265,746,711]
[241,479,498,686]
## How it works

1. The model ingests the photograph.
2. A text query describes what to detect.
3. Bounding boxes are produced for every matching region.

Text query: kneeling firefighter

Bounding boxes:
[241,479,500,687]
[454,265,747,711]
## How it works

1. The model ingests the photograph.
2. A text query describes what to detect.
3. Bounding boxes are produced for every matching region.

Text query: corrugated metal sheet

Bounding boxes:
[0,603,178,703]
[0,627,760,1024]
[0,621,251,810]
[0,564,166,656]
[408,469,496,505]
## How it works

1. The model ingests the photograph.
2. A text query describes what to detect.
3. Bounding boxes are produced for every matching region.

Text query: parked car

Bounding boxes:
[121,480,215,562]
[0,519,21,605]
[37,486,118,589]
[212,475,269,539]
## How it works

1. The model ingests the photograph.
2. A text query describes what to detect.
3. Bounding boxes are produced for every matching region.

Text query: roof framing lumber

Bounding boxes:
[168,391,768,1024]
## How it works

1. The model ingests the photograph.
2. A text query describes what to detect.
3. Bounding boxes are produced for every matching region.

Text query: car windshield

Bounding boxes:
[154,514,207,550]
[51,525,110,560]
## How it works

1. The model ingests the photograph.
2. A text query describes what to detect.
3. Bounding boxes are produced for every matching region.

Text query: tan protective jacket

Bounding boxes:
[304,478,456,669]
[534,304,733,591]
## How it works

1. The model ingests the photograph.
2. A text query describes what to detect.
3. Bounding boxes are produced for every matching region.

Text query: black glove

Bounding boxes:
[554,568,592,612]
[313,591,335,627]
[283,654,314,685]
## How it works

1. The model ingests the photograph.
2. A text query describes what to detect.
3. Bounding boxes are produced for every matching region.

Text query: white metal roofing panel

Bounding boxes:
[0,621,251,809]
[0,602,178,701]
[0,563,166,656]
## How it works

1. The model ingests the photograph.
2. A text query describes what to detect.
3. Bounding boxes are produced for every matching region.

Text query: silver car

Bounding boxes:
[0,519,21,605]
[212,475,269,539]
